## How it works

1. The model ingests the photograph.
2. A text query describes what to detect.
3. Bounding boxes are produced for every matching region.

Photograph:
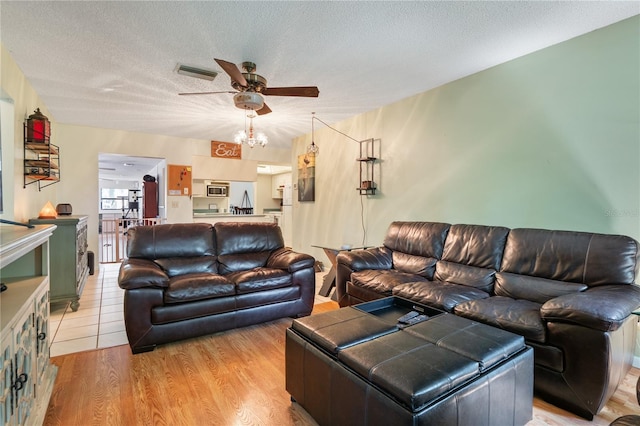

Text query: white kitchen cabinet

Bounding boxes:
[192,180,206,197]
[271,172,291,199]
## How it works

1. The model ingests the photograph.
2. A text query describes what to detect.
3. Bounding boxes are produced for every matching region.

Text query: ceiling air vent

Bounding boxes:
[175,64,218,81]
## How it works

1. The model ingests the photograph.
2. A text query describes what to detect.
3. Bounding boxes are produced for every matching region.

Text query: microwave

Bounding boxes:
[207,185,228,197]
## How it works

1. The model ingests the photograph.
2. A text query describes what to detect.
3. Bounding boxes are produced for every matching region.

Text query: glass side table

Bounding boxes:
[312,245,369,299]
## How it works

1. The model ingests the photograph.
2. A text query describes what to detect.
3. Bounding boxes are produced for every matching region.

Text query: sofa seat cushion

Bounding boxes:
[453,296,546,343]
[226,267,291,294]
[351,269,428,297]
[392,281,490,312]
[164,273,235,303]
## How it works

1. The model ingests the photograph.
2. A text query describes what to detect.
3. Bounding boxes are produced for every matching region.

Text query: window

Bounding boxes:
[100,188,130,210]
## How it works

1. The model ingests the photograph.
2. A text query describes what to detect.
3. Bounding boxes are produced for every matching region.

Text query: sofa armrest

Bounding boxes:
[540,284,640,332]
[267,248,315,273]
[118,258,170,290]
[336,247,393,271]
[334,247,392,306]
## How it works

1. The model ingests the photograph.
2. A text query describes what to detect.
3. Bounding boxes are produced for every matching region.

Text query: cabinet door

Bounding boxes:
[13,308,34,425]
[76,222,89,293]
[0,332,12,425]
[34,285,50,393]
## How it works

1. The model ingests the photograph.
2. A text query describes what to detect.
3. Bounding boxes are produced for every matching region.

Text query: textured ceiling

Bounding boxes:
[1,1,638,153]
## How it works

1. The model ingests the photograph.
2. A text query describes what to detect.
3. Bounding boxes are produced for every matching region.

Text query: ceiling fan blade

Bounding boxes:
[214,58,248,87]
[178,91,236,96]
[262,86,319,97]
[256,103,272,115]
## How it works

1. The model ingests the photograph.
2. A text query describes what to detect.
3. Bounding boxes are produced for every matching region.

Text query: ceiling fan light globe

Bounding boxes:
[256,132,268,147]
[234,130,247,144]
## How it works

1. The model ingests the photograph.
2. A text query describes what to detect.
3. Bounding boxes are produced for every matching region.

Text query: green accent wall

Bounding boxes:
[294,16,639,256]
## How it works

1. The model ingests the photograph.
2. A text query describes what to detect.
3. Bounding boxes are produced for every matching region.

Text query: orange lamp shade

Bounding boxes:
[38,201,58,219]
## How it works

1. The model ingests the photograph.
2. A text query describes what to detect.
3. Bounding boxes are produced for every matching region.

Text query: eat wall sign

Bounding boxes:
[211,141,241,159]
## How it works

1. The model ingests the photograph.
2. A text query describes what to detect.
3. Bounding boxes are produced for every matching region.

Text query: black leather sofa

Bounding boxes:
[118,222,315,354]
[335,221,640,420]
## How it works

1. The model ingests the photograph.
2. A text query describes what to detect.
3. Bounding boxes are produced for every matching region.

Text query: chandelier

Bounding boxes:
[234,112,268,148]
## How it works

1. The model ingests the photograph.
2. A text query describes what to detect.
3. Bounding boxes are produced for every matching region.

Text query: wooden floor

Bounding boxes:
[45,301,640,425]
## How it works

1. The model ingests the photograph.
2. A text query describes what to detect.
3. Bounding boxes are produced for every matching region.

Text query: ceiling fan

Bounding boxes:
[178,58,319,115]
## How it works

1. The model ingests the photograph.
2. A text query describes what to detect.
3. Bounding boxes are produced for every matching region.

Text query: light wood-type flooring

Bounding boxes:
[45,301,640,426]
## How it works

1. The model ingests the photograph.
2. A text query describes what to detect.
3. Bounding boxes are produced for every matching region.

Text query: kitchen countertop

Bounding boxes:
[193,213,267,218]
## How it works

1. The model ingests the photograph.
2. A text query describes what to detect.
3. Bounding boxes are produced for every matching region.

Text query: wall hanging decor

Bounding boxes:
[24,108,60,190]
[298,153,315,202]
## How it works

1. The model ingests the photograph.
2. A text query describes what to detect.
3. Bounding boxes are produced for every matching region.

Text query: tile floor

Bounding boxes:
[49,262,332,357]
[49,262,128,357]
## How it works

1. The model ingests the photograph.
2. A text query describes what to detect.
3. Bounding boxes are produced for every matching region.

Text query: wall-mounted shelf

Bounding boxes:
[23,122,60,191]
[356,139,378,195]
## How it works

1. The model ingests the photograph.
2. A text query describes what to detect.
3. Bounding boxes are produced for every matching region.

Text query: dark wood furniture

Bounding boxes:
[312,245,368,299]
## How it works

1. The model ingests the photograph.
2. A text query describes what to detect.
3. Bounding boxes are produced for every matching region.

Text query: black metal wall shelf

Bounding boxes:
[23,123,60,191]
[356,139,378,195]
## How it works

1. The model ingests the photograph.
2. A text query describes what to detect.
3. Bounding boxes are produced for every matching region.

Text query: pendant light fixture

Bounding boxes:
[307,112,320,156]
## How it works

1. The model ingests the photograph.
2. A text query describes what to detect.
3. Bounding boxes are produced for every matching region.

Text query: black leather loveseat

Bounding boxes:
[335,221,640,420]
[118,222,315,354]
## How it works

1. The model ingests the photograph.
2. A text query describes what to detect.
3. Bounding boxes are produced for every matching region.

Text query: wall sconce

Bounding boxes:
[26,108,50,143]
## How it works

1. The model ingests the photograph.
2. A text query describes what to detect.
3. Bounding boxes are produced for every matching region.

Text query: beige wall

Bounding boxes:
[0,43,290,261]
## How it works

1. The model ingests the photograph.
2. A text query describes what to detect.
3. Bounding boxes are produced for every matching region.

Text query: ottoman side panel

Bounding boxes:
[513,346,534,425]
[302,342,334,426]
[413,346,533,426]
[285,329,306,405]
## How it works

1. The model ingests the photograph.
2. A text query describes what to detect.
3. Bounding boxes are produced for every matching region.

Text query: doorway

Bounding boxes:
[98,153,166,262]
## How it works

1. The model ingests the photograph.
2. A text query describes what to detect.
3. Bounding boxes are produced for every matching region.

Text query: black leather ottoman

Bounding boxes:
[286,297,533,426]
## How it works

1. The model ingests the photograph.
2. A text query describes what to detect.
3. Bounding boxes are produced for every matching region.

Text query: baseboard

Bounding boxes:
[634,355,640,368]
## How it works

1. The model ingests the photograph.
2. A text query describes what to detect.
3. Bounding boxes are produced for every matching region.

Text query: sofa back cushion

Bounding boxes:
[155,257,218,277]
[127,223,215,259]
[501,228,639,287]
[215,222,285,274]
[435,224,509,292]
[494,272,588,304]
[384,222,450,279]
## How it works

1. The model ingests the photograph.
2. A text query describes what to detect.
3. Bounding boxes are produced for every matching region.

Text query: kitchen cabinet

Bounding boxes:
[271,172,291,199]
[0,224,57,426]
[192,180,206,197]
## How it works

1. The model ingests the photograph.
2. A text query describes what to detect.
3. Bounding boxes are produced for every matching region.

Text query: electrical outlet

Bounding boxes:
[171,201,179,208]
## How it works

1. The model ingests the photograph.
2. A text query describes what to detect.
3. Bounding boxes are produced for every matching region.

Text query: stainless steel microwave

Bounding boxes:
[207,185,228,197]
